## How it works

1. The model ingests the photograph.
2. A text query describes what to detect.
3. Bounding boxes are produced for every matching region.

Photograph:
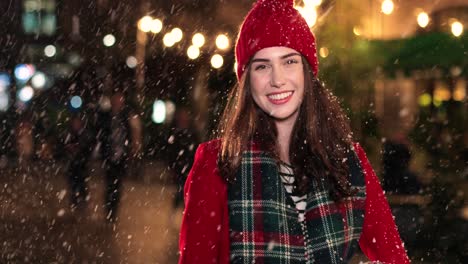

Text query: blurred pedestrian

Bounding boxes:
[167,107,199,209]
[64,114,94,211]
[179,0,409,263]
[15,114,34,168]
[127,109,143,181]
[382,137,422,194]
[98,91,131,222]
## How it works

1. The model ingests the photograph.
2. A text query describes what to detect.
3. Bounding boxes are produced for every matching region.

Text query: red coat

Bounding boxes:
[179,140,410,264]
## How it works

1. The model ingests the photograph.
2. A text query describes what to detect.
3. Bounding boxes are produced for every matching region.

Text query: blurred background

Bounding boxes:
[0,0,467,263]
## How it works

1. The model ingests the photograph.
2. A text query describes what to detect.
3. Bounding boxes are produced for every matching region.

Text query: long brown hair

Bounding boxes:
[216,57,355,202]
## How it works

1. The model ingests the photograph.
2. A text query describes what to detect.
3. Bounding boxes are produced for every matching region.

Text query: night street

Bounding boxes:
[0,0,467,263]
[0,160,383,264]
[0,161,181,263]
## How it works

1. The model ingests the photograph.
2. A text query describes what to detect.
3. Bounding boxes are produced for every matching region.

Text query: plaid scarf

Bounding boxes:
[227,144,366,263]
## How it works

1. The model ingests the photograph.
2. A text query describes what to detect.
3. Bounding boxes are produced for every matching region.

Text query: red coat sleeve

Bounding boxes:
[355,143,410,264]
[178,142,229,264]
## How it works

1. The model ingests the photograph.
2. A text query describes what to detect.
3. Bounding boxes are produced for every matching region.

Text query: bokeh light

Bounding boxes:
[192,33,205,47]
[44,45,56,57]
[14,64,35,82]
[303,0,322,6]
[31,72,47,89]
[0,73,11,90]
[99,96,111,111]
[319,47,329,58]
[381,0,394,15]
[215,34,230,50]
[211,54,224,69]
[296,5,317,27]
[138,16,153,32]
[150,18,163,34]
[171,28,183,43]
[70,96,83,109]
[451,21,464,37]
[418,93,431,107]
[353,26,362,36]
[417,12,429,28]
[103,34,116,47]
[453,79,466,101]
[126,56,137,68]
[187,45,200,59]
[18,86,34,102]
[163,32,176,47]
[152,100,166,124]
[0,93,9,111]
[165,100,176,123]
[434,84,451,101]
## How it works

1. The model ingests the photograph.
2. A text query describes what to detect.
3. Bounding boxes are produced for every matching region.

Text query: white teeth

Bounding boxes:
[268,91,293,100]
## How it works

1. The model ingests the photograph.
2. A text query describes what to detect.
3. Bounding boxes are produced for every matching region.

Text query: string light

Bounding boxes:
[172,28,183,42]
[381,0,394,15]
[103,34,116,47]
[138,16,153,32]
[451,21,464,37]
[215,34,230,50]
[303,0,322,6]
[353,26,362,36]
[150,19,163,34]
[192,33,205,47]
[296,5,317,27]
[417,12,429,28]
[163,32,176,47]
[187,45,200,59]
[319,47,329,58]
[211,54,224,69]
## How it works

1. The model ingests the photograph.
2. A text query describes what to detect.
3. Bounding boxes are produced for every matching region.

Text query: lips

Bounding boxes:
[267,91,294,105]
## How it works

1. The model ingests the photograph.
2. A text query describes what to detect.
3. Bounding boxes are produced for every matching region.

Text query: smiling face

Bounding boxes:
[249,46,305,126]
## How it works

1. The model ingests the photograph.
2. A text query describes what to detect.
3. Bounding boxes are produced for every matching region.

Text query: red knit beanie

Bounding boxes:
[235,0,318,79]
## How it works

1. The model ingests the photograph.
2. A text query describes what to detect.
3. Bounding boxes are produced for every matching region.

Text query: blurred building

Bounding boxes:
[1,0,466,155]
[357,0,468,139]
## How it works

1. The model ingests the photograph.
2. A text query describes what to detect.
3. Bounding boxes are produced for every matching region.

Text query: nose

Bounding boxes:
[270,66,286,88]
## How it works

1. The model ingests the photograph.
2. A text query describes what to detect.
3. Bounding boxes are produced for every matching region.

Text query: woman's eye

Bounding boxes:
[255,65,267,70]
[286,59,298,65]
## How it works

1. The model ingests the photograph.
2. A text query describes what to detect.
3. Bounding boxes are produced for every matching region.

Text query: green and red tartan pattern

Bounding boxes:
[227,147,366,264]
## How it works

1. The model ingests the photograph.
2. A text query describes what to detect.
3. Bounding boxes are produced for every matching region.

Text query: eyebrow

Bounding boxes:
[251,52,301,63]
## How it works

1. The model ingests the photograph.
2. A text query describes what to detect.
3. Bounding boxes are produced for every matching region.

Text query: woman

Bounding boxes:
[179,0,410,263]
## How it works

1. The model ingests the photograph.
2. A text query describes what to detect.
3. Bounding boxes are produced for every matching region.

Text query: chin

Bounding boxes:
[269,110,298,121]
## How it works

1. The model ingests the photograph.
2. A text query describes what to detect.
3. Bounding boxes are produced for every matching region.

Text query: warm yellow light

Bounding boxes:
[211,54,224,69]
[453,79,466,101]
[434,82,451,101]
[303,0,322,6]
[353,26,361,36]
[451,21,464,37]
[150,19,163,34]
[433,98,442,107]
[418,93,432,107]
[417,12,429,28]
[296,6,317,27]
[103,34,116,47]
[319,47,329,58]
[138,16,153,32]
[187,45,200,59]
[171,28,183,42]
[192,33,205,47]
[381,0,394,15]
[215,34,230,50]
[126,56,137,69]
[163,33,176,47]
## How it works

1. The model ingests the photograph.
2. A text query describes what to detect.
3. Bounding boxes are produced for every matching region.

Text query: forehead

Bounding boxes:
[252,46,301,60]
